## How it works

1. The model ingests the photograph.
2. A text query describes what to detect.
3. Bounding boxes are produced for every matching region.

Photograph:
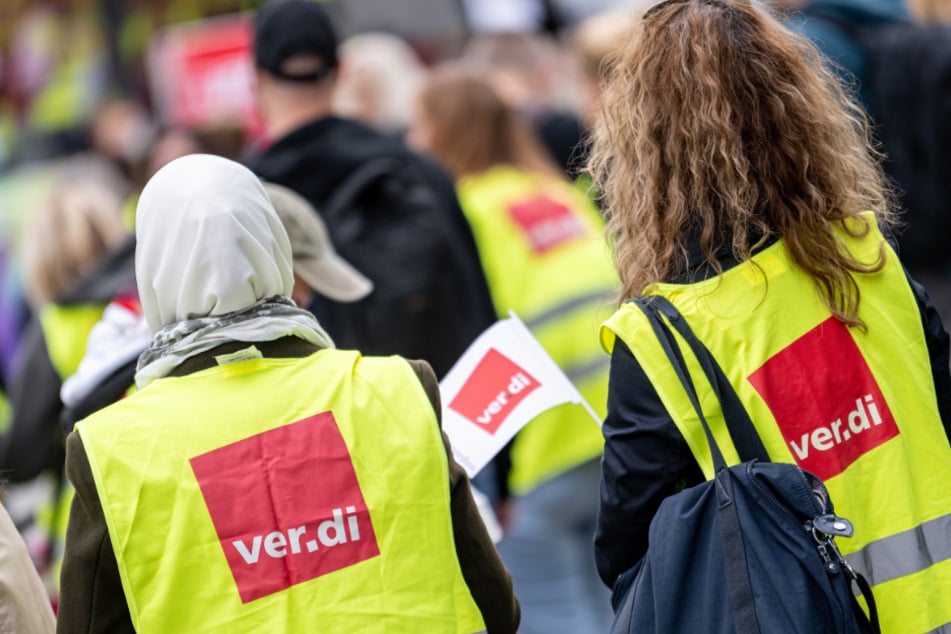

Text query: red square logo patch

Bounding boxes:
[747,317,899,480]
[448,348,540,434]
[190,412,379,603]
[508,195,586,254]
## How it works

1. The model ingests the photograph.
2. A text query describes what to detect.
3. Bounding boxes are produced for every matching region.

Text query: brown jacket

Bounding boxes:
[57,340,519,633]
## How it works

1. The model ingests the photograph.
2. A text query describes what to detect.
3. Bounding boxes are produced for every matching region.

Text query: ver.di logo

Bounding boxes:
[449,348,540,435]
[748,317,899,480]
[508,195,586,254]
[190,412,380,603]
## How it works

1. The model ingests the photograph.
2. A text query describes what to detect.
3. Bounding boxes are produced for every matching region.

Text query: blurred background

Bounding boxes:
[0,0,649,609]
[0,0,643,380]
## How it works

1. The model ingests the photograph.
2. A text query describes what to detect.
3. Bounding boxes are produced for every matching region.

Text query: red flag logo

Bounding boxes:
[448,348,540,435]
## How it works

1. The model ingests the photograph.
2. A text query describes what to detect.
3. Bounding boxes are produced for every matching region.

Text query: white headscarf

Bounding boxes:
[134,154,332,387]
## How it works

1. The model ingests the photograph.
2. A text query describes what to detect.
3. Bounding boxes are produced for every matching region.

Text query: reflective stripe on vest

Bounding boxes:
[845,512,951,587]
[39,303,106,380]
[602,214,951,633]
[457,166,617,493]
[77,350,485,633]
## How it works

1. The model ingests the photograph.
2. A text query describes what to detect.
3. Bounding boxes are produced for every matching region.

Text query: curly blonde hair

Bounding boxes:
[587,0,894,327]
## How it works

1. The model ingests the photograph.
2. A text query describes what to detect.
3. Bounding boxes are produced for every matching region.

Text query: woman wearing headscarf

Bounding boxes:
[57,154,518,633]
[587,1,951,632]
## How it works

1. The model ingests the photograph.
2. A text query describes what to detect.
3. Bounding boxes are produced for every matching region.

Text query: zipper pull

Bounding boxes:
[807,515,853,576]
[816,541,841,575]
[813,514,854,538]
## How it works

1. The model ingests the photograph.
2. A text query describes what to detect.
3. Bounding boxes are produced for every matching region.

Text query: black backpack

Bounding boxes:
[309,158,480,377]
[811,13,951,272]
[610,296,879,634]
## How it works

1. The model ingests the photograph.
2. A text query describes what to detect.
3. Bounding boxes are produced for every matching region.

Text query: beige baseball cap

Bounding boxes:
[263,182,373,303]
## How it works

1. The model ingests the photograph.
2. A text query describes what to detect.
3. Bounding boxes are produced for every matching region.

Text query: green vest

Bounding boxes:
[602,216,951,633]
[457,166,617,494]
[78,349,485,633]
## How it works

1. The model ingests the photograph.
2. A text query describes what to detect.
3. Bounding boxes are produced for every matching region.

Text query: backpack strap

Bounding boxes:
[634,297,762,634]
[634,297,729,470]
[322,157,403,219]
[636,296,881,634]
[637,296,771,463]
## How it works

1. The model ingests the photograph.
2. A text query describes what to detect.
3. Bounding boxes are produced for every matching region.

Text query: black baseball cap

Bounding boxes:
[254,0,339,82]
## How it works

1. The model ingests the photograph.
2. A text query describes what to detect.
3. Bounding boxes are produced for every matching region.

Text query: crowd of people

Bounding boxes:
[1,0,950,632]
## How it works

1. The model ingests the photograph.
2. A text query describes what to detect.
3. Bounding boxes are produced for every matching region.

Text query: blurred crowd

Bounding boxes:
[0,0,635,409]
[0,0,949,631]
[0,0,262,166]
[0,3,650,629]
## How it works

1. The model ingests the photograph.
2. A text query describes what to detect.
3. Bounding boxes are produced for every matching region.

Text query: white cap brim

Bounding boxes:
[294,253,374,303]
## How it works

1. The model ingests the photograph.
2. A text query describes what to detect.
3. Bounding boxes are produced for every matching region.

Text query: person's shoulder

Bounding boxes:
[404,358,437,386]
[402,150,454,186]
[0,506,56,634]
[57,235,137,305]
[354,353,434,381]
[249,116,341,167]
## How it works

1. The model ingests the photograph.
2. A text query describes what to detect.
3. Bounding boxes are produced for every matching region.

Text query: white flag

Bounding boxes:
[439,311,600,477]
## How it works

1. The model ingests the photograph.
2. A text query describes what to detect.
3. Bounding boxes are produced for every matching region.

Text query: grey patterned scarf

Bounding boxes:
[135,296,333,388]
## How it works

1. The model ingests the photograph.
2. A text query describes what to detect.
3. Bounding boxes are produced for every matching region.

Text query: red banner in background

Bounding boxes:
[147,13,264,140]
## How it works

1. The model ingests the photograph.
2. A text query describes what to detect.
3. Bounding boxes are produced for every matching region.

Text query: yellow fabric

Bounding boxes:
[27,15,104,132]
[35,302,104,596]
[602,215,951,633]
[0,390,9,435]
[39,303,106,380]
[457,166,616,493]
[77,350,484,633]
[121,194,138,234]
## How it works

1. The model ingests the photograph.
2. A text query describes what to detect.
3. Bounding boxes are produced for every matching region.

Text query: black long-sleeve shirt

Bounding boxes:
[595,267,951,589]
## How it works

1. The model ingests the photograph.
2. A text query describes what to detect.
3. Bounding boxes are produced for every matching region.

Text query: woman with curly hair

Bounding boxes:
[588,0,951,631]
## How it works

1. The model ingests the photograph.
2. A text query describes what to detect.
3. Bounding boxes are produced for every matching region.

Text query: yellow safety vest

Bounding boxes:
[601,215,951,634]
[27,15,104,132]
[0,389,9,434]
[39,303,107,380]
[36,302,106,594]
[457,166,617,494]
[77,349,485,633]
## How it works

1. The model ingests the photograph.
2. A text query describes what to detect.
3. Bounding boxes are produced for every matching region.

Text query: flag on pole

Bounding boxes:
[439,311,600,477]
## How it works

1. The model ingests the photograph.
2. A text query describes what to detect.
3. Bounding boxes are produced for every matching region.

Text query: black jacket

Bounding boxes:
[249,116,496,378]
[595,247,951,589]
